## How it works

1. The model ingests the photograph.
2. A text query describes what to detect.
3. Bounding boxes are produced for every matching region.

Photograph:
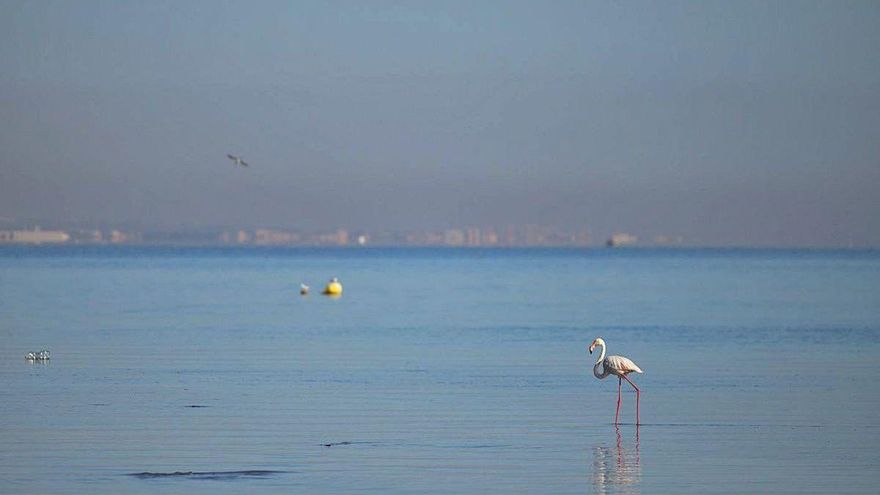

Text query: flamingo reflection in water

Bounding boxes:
[591,425,641,494]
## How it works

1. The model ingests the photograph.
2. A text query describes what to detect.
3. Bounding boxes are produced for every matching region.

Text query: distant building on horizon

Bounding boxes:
[652,235,685,246]
[253,229,299,245]
[444,229,465,246]
[0,227,70,244]
[606,233,638,248]
[220,230,252,244]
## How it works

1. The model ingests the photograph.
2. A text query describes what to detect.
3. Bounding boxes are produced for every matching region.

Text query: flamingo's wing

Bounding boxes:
[605,355,643,374]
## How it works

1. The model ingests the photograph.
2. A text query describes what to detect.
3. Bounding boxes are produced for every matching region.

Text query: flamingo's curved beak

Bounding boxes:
[588,344,594,354]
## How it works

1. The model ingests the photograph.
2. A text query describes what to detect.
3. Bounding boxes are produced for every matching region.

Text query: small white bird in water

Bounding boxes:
[300,283,309,295]
[226,154,249,167]
[25,350,50,361]
[589,338,643,425]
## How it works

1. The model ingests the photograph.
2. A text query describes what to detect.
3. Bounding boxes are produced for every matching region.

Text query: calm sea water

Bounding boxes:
[1,247,879,494]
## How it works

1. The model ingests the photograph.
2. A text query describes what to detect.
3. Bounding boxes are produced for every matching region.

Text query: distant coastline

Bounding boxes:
[3,225,871,250]
[0,244,876,254]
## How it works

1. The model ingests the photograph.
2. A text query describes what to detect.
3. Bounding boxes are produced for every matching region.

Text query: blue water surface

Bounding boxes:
[1,247,879,494]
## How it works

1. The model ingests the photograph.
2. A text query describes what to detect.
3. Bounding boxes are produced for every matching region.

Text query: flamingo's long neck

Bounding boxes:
[593,342,609,379]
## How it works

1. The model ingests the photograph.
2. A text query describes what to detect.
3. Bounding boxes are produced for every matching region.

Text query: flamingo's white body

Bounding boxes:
[589,338,643,425]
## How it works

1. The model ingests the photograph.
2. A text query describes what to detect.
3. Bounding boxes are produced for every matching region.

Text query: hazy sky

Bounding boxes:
[1,1,878,246]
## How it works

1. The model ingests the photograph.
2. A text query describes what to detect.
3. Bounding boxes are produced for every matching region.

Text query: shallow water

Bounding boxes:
[1,247,879,494]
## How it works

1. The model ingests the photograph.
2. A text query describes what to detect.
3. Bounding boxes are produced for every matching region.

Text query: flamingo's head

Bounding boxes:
[588,337,605,354]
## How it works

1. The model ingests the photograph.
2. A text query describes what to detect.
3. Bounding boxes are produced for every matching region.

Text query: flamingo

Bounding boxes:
[589,338,643,425]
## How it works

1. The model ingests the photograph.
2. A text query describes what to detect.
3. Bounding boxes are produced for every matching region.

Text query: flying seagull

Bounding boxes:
[227,154,249,167]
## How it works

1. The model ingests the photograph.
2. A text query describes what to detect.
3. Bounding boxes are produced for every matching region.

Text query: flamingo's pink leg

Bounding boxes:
[622,374,640,425]
[615,377,622,425]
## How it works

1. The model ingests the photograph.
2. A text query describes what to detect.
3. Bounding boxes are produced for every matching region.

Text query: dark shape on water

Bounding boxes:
[323,441,353,447]
[129,470,283,480]
[321,440,377,447]
[184,405,209,408]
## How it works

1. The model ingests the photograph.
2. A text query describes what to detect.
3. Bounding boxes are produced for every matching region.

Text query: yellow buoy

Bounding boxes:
[322,277,343,296]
